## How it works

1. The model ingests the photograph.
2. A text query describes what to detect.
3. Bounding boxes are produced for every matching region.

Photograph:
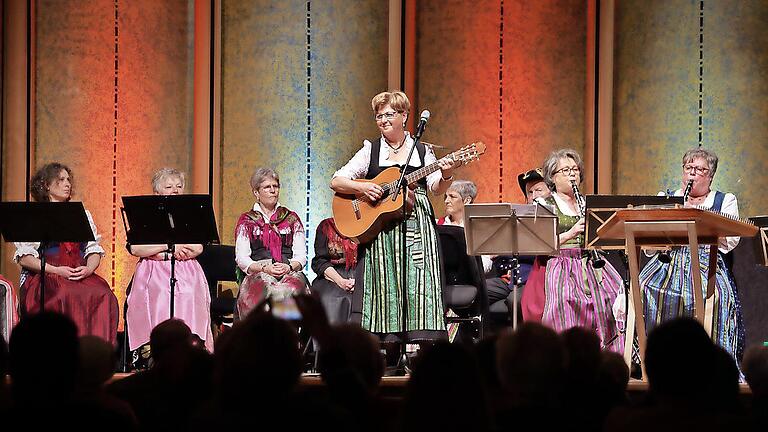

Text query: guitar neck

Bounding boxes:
[403,160,443,185]
[380,160,445,194]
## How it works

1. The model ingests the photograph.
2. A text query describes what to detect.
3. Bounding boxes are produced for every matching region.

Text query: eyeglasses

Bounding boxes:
[374,111,400,122]
[553,166,580,176]
[682,164,710,175]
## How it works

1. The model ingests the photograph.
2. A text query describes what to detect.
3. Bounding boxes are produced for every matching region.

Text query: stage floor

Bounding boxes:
[110,373,753,397]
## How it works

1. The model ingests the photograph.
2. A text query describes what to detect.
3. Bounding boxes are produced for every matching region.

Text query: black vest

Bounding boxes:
[365,136,429,188]
[249,236,294,264]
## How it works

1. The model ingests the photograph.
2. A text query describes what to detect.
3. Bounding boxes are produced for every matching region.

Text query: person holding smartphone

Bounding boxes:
[235,167,309,319]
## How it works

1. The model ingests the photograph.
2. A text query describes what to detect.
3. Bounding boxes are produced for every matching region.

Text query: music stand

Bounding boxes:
[464,202,559,328]
[584,195,684,250]
[749,216,768,266]
[121,194,219,318]
[0,201,95,313]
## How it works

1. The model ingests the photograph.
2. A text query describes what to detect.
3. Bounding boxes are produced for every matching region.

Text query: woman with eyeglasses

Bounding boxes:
[126,168,213,359]
[539,149,624,353]
[235,167,308,319]
[331,91,460,351]
[639,147,743,365]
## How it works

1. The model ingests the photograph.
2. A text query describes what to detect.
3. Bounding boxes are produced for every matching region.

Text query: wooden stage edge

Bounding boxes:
[110,373,754,395]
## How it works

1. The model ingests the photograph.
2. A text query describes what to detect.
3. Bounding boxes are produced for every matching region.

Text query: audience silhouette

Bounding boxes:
[2,307,766,431]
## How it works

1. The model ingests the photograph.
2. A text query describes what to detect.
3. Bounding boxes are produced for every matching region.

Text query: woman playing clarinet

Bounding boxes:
[539,149,624,352]
[640,147,744,365]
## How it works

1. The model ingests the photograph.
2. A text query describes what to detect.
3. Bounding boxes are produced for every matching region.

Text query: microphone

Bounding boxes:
[413,110,430,140]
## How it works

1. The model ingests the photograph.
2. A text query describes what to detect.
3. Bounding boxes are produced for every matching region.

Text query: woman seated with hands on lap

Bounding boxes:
[235,167,309,320]
[126,168,213,362]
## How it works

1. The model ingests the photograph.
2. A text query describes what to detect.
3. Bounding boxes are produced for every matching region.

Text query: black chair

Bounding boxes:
[196,244,238,325]
[437,225,489,341]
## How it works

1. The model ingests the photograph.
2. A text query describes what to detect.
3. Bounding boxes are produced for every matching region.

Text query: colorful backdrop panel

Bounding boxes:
[221,0,388,275]
[35,0,195,320]
[221,0,309,254]
[417,0,586,212]
[503,0,586,200]
[613,0,768,346]
[613,0,699,197]
[309,1,389,233]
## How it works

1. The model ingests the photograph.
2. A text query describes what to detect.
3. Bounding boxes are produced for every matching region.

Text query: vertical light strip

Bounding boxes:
[209,0,215,195]
[111,0,119,288]
[592,0,600,192]
[25,0,32,200]
[305,1,312,265]
[387,0,402,91]
[498,0,504,202]
[697,0,704,147]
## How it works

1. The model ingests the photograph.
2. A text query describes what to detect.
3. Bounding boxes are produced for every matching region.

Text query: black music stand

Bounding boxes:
[121,194,219,318]
[0,201,94,313]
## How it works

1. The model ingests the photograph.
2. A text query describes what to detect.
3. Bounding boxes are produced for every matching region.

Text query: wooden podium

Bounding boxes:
[596,207,758,379]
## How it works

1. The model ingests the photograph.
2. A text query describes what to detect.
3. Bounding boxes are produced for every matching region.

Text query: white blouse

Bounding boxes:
[13,209,105,262]
[235,203,308,275]
[13,209,104,286]
[663,189,740,254]
[333,132,443,193]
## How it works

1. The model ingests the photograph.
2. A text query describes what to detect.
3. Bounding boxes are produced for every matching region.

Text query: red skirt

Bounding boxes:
[21,265,118,345]
[520,256,548,322]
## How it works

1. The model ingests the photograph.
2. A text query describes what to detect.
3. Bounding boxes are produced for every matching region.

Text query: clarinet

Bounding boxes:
[682,179,694,204]
[570,180,605,268]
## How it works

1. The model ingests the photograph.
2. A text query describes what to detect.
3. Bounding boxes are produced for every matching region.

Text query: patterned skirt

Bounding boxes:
[639,247,743,363]
[237,271,309,319]
[354,188,445,341]
[542,248,624,353]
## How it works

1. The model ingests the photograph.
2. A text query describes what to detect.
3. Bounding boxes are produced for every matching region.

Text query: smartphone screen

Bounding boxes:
[271,296,302,321]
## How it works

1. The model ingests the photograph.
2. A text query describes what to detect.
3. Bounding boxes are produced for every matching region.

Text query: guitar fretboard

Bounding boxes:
[379,156,455,194]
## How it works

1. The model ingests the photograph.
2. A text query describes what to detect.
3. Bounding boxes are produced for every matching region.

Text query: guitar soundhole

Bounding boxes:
[380,188,391,201]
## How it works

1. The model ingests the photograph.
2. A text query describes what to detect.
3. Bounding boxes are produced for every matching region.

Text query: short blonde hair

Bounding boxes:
[151,168,185,194]
[682,147,718,178]
[371,91,410,115]
[542,149,584,190]
[250,167,280,191]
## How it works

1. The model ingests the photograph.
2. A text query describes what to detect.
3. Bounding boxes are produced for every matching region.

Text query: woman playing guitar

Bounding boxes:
[330,91,461,355]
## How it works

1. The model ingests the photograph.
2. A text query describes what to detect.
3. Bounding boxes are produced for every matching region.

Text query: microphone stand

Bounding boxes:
[391,124,426,374]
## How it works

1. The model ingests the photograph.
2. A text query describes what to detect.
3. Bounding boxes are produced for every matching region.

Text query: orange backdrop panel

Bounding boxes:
[34,0,195,325]
[417,0,586,214]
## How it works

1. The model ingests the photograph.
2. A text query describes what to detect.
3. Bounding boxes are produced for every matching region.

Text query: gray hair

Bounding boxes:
[682,147,718,178]
[151,167,185,193]
[250,167,280,191]
[542,148,584,190]
[448,180,478,203]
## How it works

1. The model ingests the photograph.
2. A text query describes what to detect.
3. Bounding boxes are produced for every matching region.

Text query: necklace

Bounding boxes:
[387,142,404,154]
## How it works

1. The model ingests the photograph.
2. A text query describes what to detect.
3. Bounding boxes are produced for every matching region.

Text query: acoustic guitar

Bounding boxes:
[332,142,486,244]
